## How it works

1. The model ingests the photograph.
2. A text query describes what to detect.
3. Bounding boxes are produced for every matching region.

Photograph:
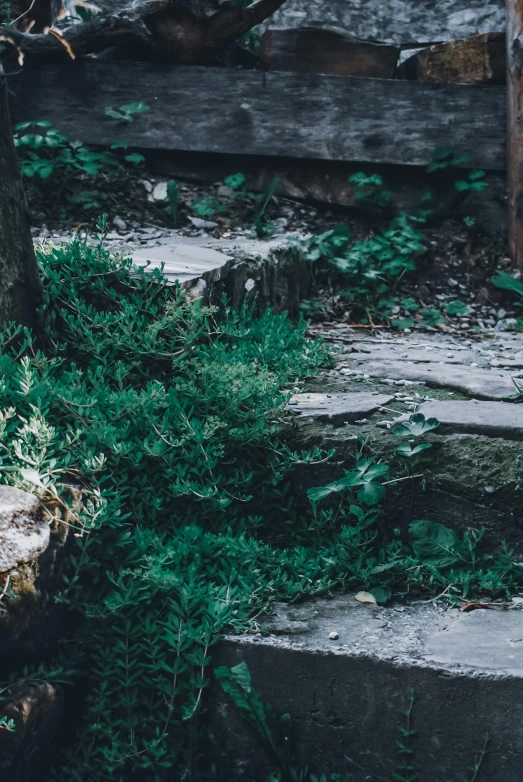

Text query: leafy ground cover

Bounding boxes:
[1,231,522,780]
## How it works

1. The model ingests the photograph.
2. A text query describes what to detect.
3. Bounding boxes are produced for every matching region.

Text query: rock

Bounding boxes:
[188,216,219,230]
[131,233,311,316]
[416,400,523,440]
[260,27,400,78]
[112,216,127,232]
[263,0,505,46]
[0,682,64,782]
[217,185,235,198]
[212,594,523,781]
[348,360,519,400]
[0,487,49,574]
[150,182,168,202]
[140,180,153,193]
[287,392,395,424]
[0,485,79,660]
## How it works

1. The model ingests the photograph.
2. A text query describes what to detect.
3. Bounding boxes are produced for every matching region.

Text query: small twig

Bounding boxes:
[0,574,10,602]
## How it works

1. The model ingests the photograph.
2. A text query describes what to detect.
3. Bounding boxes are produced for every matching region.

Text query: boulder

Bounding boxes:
[0,484,78,661]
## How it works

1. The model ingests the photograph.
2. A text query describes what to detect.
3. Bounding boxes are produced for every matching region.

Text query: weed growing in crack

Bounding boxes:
[217,664,490,782]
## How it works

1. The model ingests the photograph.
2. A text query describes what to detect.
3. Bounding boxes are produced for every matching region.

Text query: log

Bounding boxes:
[259,27,400,78]
[398,32,506,84]
[506,0,523,266]
[0,65,40,326]
[7,59,507,170]
[0,0,288,64]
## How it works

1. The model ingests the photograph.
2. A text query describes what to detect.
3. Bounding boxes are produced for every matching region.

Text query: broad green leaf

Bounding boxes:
[409,520,463,569]
[492,270,523,299]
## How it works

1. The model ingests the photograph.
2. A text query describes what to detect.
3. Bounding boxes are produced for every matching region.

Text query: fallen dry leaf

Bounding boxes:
[355,591,377,605]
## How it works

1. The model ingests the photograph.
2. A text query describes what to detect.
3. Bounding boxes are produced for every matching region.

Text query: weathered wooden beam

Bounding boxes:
[259,28,400,78]
[7,59,507,170]
[398,32,506,84]
[507,0,523,264]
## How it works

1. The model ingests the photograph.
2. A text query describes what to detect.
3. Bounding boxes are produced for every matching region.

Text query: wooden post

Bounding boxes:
[0,65,41,325]
[507,1,523,265]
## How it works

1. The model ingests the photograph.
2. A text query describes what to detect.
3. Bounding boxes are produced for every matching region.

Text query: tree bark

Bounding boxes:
[0,0,288,64]
[0,65,40,326]
[507,1,523,266]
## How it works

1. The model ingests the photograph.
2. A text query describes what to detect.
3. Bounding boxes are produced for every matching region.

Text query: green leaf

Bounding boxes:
[357,480,386,506]
[492,270,523,299]
[446,300,469,316]
[393,414,440,438]
[167,179,180,223]
[394,443,433,457]
[119,102,150,115]
[409,520,463,569]
[369,585,391,604]
[125,153,145,164]
[224,173,246,190]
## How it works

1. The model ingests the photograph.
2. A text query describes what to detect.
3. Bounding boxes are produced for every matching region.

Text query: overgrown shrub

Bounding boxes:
[0,233,520,780]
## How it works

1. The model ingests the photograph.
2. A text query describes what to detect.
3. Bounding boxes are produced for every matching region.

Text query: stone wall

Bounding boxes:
[262,0,505,45]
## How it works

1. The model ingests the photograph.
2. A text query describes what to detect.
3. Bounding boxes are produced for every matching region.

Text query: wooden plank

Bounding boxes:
[398,32,506,83]
[506,0,523,265]
[6,59,507,169]
[259,28,400,78]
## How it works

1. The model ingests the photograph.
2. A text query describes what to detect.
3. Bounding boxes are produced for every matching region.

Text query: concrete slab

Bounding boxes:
[417,399,523,440]
[212,595,523,781]
[131,242,233,287]
[348,360,520,400]
[287,392,394,424]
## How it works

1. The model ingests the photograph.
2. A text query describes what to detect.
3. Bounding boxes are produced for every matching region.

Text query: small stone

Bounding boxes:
[498,309,507,320]
[151,182,168,202]
[415,284,430,300]
[448,277,459,287]
[188,216,219,229]
[140,180,153,193]
[217,185,235,198]
[329,631,339,640]
[112,216,127,232]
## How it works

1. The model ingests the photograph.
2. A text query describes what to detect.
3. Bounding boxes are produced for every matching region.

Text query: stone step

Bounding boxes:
[130,233,310,315]
[287,392,394,424]
[212,595,523,781]
[415,399,523,440]
[345,359,520,400]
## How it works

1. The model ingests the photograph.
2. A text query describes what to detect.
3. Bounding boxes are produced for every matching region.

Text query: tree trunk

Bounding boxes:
[0,65,40,325]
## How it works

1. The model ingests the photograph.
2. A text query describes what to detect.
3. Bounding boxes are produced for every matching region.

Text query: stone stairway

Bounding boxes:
[212,326,523,781]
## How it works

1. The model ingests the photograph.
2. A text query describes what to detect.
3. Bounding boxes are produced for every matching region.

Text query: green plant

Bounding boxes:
[0,714,16,733]
[492,270,523,299]
[105,102,151,123]
[393,689,417,782]
[217,664,489,782]
[167,179,180,223]
[349,172,392,209]
[253,175,281,237]
[0,235,517,780]
[216,662,348,782]
[446,300,470,317]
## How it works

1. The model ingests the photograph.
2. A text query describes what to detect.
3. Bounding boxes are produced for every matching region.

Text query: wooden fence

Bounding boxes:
[7,59,507,170]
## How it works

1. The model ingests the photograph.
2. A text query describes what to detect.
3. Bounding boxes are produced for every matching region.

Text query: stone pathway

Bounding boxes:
[214,324,523,782]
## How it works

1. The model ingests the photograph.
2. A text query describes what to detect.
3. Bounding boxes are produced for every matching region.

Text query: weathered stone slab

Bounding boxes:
[131,234,311,316]
[212,594,523,781]
[347,360,519,400]
[416,399,523,439]
[131,242,233,288]
[287,392,394,423]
